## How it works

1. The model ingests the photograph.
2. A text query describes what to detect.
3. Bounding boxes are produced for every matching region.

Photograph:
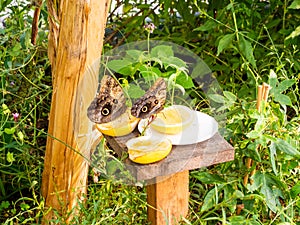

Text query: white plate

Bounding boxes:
[138,111,218,145]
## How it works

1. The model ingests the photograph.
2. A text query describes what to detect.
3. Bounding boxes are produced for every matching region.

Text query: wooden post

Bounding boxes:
[146,171,189,225]
[42,0,111,223]
[104,132,234,224]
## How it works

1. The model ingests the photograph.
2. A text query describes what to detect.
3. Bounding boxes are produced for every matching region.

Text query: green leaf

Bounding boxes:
[269,142,278,175]
[201,187,218,212]
[2,103,11,114]
[274,93,292,106]
[288,0,300,9]
[0,201,10,210]
[238,35,256,68]
[224,185,238,213]
[276,79,296,93]
[286,25,300,39]
[217,33,235,56]
[10,43,21,57]
[223,91,237,103]
[4,127,15,134]
[17,131,24,143]
[275,139,300,158]
[107,59,133,74]
[176,73,194,89]
[268,69,277,89]
[254,116,265,133]
[246,130,260,139]
[126,50,144,60]
[193,20,217,32]
[128,84,145,98]
[245,141,261,162]
[250,172,280,212]
[7,152,15,163]
[229,216,261,225]
[247,172,263,192]
[261,180,277,212]
[163,56,187,69]
[193,172,225,184]
[209,94,225,104]
[290,181,300,198]
[150,45,174,58]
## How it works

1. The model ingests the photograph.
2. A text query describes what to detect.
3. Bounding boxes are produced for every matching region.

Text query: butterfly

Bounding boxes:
[87,75,167,123]
[87,75,127,123]
[131,77,166,119]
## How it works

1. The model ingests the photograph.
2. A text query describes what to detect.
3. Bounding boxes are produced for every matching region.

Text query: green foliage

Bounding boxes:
[106,43,193,105]
[0,1,50,223]
[1,0,300,224]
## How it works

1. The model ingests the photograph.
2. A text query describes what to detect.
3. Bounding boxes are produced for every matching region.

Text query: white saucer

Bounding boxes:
[138,111,218,145]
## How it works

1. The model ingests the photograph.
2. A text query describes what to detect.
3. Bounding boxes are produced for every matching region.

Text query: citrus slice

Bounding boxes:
[126,136,172,164]
[96,109,140,136]
[150,105,194,134]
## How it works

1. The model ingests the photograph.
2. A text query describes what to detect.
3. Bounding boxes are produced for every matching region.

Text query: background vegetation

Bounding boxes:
[0,0,299,224]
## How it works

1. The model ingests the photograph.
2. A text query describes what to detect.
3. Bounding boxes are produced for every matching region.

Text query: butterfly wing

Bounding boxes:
[131,78,166,119]
[87,75,127,123]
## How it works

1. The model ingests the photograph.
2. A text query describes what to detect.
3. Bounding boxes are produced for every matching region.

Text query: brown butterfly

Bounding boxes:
[87,75,127,124]
[131,78,167,119]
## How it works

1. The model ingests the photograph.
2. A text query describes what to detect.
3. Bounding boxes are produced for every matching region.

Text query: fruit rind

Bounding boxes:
[150,105,194,135]
[96,109,140,136]
[126,136,172,164]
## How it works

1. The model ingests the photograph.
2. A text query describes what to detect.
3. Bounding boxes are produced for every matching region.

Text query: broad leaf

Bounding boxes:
[176,72,194,89]
[238,35,256,68]
[217,33,235,56]
[126,50,144,61]
[193,172,225,184]
[276,79,296,93]
[107,59,133,74]
[201,186,218,212]
[275,138,300,158]
[4,127,15,134]
[274,93,292,106]
[261,180,277,212]
[269,142,278,175]
[290,182,300,198]
[268,69,277,88]
[127,84,145,98]
[286,25,300,39]
[224,91,237,103]
[193,20,217,32]
[209,94,225,104]
[150,45,174,58]
[288,0,300,9]
[7,152,15,163]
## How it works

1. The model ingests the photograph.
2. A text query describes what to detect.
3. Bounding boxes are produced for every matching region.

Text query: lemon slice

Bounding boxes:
[96,109,140,136]
[150,105,194,134]
[126,136,172,164]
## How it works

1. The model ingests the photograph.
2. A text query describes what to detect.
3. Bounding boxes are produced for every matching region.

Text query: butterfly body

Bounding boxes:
[131,78,166,119]
[87,75,127,124]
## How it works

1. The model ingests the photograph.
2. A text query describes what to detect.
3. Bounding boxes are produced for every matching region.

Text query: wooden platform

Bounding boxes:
[105,131,234,181]
[104,130,234,224]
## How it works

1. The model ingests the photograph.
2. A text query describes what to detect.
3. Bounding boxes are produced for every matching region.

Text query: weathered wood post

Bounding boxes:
[42,0,111,223]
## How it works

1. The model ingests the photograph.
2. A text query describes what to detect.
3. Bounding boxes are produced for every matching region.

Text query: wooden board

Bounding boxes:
[104,130,234,181]
[146,170,189,225]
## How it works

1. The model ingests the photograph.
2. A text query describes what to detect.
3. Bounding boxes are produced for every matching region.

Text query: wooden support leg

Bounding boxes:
[146,170,189,225]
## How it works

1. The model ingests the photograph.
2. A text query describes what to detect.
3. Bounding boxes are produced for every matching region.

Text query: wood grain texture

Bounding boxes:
[104,131,234,181]
[146,171,189,225]
[42,0,111,223]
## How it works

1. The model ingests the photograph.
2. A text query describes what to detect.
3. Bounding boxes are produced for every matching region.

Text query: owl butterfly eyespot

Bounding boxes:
[131,78,166,119]
[87,75,126,124]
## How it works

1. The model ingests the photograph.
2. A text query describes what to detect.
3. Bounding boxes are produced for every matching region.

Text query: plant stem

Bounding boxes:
[230,0,239,43]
